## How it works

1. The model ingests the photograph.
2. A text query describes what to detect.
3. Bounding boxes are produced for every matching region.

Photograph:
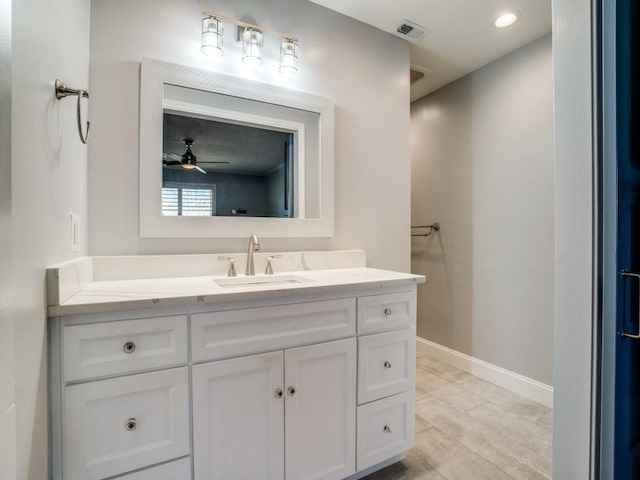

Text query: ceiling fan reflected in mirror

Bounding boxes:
[162,138,230,174]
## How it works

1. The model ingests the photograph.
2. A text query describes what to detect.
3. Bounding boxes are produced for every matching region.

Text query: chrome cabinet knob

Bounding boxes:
[125,418,138,431]
[384,308,392,317]
[287,386,297,396]
[123,341,136,354]
[274,388,284,399]
[384,361,392,369]
[383,425,392,434]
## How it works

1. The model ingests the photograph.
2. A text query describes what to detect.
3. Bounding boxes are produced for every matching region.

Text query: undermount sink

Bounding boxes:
[215,274,314,288]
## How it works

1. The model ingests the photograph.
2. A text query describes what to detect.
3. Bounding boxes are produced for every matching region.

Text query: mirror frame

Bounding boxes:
[139,58,334,238]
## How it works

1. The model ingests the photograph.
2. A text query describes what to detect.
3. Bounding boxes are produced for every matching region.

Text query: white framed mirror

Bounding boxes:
[139,58,334,238]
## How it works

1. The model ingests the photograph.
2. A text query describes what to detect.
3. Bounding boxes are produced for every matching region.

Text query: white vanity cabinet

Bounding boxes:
[49,285,418,480]
[192,339,356,480]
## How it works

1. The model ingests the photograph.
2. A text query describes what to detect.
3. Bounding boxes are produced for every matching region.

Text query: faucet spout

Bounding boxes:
[246,234,261,276]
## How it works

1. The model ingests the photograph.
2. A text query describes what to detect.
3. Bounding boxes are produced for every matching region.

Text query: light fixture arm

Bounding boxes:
[202,10,298,42]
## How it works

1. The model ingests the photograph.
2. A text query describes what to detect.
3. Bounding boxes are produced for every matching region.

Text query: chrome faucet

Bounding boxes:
[245,234,261,276]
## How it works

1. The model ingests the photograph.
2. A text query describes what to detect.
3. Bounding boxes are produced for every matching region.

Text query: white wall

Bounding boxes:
[10,0,90,478]
[88,0,411,272]
[410,35,554,385]
[551,0,594,476]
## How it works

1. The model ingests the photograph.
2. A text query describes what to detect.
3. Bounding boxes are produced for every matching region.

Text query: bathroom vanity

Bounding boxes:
[47,251,425,480]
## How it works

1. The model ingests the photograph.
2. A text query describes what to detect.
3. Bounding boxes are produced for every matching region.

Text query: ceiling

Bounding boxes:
[309,0,552,101]
[163,113,290,175]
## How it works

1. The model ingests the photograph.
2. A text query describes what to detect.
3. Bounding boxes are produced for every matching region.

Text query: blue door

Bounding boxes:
[600,0,640,477]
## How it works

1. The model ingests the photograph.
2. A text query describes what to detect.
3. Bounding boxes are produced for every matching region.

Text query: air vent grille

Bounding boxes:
[395,20,429,42]
[410,69,425,84]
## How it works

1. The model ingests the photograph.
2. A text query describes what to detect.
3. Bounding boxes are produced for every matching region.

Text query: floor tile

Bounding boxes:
[468,402,553,459]
[458,377,551,422]
[413,427,513,480]
[416,356,473,384]
[361,450,446,480]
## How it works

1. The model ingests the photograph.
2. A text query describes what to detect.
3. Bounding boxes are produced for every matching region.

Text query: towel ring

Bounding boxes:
[55,79,91,144]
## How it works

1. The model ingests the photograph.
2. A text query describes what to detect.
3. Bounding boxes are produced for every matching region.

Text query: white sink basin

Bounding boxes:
[215,274,314,288]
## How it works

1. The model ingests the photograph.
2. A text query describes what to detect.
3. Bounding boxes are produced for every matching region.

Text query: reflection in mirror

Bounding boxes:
[162,113,294,218]
[139,58,334,238]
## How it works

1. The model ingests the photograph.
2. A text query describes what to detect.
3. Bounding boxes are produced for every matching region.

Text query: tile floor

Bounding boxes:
[362,342,553,480]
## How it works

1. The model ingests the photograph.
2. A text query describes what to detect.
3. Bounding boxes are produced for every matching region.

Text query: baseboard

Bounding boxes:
[416,337,554,409]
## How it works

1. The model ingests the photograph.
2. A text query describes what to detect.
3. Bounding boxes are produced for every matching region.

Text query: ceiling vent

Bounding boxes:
[409,64,433,85]
[394,20,430,42]
[410,69,425,84]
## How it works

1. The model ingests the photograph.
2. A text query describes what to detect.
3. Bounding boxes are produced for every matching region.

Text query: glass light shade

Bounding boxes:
[202,17,224,56]
[279,40,299,76]
[242,28,263,66]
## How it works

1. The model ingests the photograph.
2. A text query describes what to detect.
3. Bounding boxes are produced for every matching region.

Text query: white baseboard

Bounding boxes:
[416,337,554,409]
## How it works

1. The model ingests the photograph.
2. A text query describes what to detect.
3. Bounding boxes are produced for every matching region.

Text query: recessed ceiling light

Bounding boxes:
[494,12,519,28]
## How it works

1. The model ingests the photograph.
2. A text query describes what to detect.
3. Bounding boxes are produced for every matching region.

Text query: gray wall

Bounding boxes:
[410,35,554,385]
[88,0,411,271]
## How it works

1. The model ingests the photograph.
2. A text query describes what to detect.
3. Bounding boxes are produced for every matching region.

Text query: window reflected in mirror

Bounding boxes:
[162,112,294,218]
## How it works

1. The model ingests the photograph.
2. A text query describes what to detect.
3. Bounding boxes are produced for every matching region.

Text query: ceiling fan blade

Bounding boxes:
[195,165,207,174]
[199,161,231,164]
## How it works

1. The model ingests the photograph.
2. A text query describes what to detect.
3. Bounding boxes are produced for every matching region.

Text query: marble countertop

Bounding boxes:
[48,267,426,317]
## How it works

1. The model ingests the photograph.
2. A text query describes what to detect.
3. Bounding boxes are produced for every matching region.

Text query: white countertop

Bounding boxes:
[48,267,425,317]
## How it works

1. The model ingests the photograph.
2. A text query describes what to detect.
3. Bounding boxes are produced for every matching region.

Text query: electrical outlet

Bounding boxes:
[70,214,81,253]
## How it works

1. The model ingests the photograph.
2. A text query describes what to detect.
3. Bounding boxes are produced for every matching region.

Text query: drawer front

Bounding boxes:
[64,368,190,480]
[357,291,415,334]
[357,329,416,404]
[356,391,415,471]
[116,457,191,480]
[191,298,356,362]
[63,315,188,382]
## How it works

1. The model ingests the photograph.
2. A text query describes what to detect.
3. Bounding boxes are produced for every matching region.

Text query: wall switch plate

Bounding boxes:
[70,214,81,253]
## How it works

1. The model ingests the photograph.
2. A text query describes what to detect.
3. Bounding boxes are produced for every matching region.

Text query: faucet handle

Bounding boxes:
[265,255,283,275]
[218,256,237,277]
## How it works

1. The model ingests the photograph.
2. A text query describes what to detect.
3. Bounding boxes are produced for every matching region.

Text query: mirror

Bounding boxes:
[139,58,334,238]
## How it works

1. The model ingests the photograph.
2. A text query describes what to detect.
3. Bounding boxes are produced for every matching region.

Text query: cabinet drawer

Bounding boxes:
[357,291,415,334]
[63,315,188,382]
[191,298,356,362]
[64,368,190,480]
[357,329,416,404]
[356,391,415,471]
[116,457,191,480]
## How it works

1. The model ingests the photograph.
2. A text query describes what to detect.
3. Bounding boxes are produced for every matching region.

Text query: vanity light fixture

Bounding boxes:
[494,12,520,28]
[279,39,299,76]
[202,10,299,75]
[202,16,224,57]
[242,27,264,66]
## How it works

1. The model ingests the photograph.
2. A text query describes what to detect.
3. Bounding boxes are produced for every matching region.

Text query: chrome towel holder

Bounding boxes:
[411,223,440,237]
[55,79,90,144]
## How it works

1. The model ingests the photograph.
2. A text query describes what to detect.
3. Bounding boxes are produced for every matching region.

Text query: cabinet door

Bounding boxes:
[285,338,357,480]
[64,368,189,480]
[192,351,284,480]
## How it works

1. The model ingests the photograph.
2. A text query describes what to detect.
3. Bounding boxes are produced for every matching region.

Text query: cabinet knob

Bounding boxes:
[384,308,392,317]
[125,418,138,431]
[384,361,392,369]
[274,388,284,399]
[383,425,392,434]
[123,341,136,354]
[287,386,297,396]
